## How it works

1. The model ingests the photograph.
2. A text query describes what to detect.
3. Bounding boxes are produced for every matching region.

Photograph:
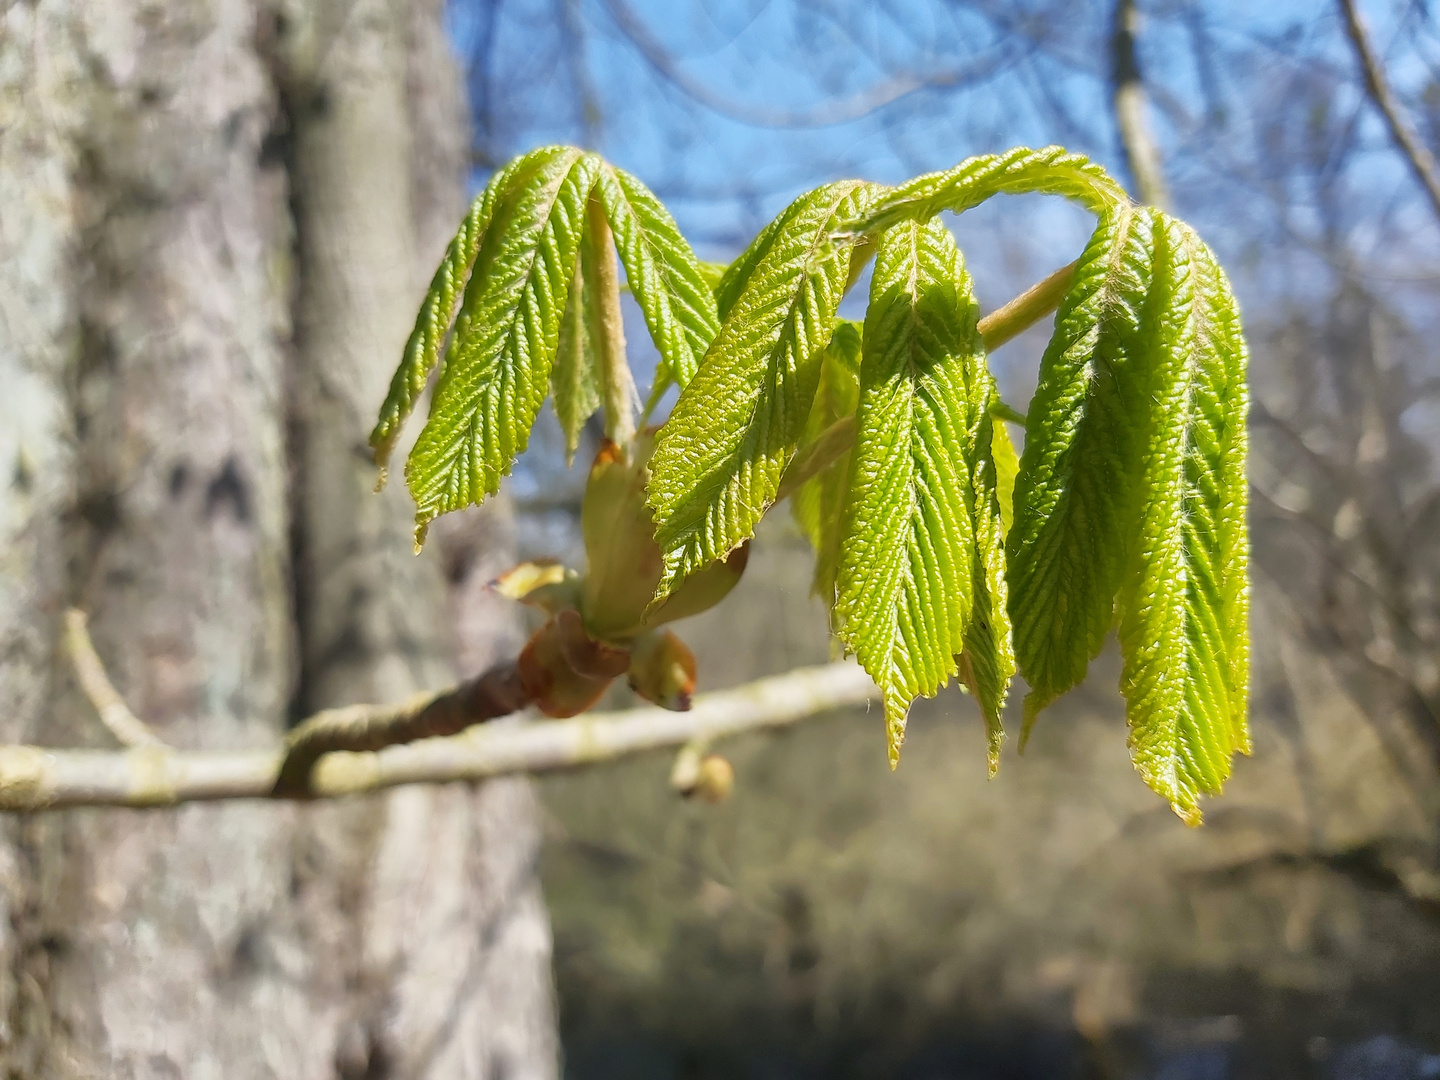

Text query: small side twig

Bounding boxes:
[1339,0,1440,223]
[64,609,164,748]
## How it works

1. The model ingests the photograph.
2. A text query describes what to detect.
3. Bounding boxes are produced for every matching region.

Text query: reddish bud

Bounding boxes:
[518,616,619,718]
[627,628,697,711]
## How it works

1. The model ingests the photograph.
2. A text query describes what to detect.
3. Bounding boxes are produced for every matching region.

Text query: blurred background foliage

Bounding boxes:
[441,1,1440,1077]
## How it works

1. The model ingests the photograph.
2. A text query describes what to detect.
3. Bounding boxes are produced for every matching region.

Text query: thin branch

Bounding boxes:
[1339,0,1440,222]
[603,0,1026,129]
[63,609,164,748]
[0,662,876,812]
[273,660,529,796]
[1111,0,1171,208]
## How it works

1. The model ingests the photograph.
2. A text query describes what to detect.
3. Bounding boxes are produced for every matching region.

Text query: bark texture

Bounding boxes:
[0,1,556,1076]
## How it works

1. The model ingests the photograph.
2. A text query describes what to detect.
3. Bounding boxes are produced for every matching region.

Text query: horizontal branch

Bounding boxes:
[0,662,876,812]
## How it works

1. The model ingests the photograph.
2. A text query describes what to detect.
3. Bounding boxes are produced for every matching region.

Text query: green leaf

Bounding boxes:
[370,153,532,477]
[712,193,814,321]
[551,231,602,464]
[833,218,988,765]
[989,405,1020,537]
[647,181,880,599]
[1007,205,1156,739]
[696,260,729,295]
[853,146,1130,238]
[406,147,602,545]
[958,377,1017,774]
[1117,212,1249,824]
[597,164,720,390]
[792,320,862,605]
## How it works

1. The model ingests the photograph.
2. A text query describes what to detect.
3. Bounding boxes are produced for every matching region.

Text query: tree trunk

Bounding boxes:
[0,1,556,1076]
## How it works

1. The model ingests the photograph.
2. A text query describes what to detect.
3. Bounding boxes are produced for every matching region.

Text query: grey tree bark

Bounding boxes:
[0,1,556,1076]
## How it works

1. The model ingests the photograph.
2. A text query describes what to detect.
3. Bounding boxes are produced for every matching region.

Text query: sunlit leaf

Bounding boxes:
[1007,205,1156,737]
[833,219,987,764]
[958,375,1016,774]
[696,260,729,295]
[551,231,602,463]
[989,405,1021,538]
[370,153,532,476]
[853,146,1129,238]
[1117,212,1250,823]
[712,194,814,321]
[597,164,720,391]
[791,320,862,605]
[405,148,602,545]
[647,181,881,599]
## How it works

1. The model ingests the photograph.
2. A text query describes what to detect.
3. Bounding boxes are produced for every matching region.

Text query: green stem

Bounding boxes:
[978,260,1076,352]
[586,196,637,448]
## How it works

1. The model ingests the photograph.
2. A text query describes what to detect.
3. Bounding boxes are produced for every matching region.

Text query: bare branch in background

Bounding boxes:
[1339,0,1440,222]
[603,0,1028,128]
[0,662,876,811]
[1111,0,1170,207]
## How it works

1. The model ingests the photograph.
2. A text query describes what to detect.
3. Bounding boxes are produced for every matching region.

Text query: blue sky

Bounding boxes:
[445,0,1440,503]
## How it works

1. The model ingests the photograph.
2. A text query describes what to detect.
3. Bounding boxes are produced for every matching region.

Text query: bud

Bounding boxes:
[669,743,734,802]
[581,433,663,639]
[581,431,748,640]
[518,615,622,718]
[490,559,582,615]
[692,755,735,803]
[627,628,697,711]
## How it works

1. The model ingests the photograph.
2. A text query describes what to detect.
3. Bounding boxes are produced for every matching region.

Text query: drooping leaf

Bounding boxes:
[791,320,862,605]
[405,147,602,545]
[1007,205,1156,738]
[1117,212,1250,823]
[597,164,720,391]
[833,218,987,764]
[370,153,532,476]
[647,181,881,599]
[552,232,602,463]
[853,146,1130,238]
[958,375,1016,774]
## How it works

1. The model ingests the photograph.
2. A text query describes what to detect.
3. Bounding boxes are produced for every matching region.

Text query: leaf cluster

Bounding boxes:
[374,145,1250,822]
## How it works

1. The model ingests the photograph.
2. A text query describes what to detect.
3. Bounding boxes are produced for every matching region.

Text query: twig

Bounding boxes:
[273,660,530,795]
[1339,0,1440,223]
[0,662,876,811]
[63,609,164,748]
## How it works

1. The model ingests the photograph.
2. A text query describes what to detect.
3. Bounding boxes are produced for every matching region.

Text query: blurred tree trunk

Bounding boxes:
[0,1,556,1076]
